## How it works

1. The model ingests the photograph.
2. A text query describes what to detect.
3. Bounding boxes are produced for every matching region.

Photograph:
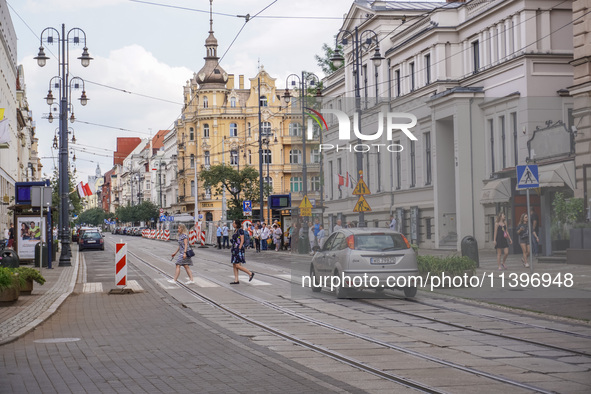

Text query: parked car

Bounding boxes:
[79,231,104,251]
[310,228,419,298]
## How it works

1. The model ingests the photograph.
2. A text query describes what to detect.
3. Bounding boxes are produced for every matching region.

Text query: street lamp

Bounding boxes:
[35,24,92,266]
[262,133,278,224]
[283,71,321,253]
[330,27,383,227]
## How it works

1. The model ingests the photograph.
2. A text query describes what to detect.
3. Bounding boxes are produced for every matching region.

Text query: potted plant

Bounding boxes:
[552,192,585,251]
[14,267,46,295]
[0,267,20,303]
[417,255,477,288]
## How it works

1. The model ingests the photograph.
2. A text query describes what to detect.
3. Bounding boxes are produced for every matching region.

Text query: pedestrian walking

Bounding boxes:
[8,223,14,248]
[493,212,512,270]
[308,225,316,254]
[253,223,261,252]
[230,219,254,284]
[530,207,540,256]
[389,215,398,231]
[317,225,326,249]
[169,224,195,284]
[517,213,537,268]
[216,223,222,249]
[333,219,343,232]
[222,223,229,249]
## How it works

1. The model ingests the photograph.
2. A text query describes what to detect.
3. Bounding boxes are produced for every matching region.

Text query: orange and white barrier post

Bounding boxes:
[115,243,127,287]
[164,229,170,241]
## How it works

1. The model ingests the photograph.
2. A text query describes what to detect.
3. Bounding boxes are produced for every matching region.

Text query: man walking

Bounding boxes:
[389,215,398,232]
[216,223,222,249]
[333,219,343,232]
[260,223,269,251]
[222,223,229,249]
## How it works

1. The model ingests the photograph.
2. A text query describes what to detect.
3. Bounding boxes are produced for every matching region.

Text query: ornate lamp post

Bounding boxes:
[35,24,92,266]
[330,27,383,227]
[283,71,321,253]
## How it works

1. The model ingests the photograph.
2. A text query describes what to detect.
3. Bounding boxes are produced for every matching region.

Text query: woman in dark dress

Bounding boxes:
[230,219,255,284]
[493,212,512,270]
[517,213,538,268]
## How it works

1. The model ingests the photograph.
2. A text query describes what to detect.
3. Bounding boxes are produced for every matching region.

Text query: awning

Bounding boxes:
[538,161,575,190]
[480,178,512,204]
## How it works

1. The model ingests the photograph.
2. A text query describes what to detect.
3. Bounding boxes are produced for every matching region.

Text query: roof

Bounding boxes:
[354,0,454,11]
[147,129,170,152]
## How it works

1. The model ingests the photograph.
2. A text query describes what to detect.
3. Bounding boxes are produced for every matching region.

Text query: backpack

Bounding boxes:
[243,229,251,245]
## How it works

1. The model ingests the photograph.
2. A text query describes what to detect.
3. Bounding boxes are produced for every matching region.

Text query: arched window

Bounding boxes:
[230,97,236,108]
[289,149,302,164]
[190,154,195,168]
[264,176,273,192]
[230,123,238,137]
[203,124,210,137]
[203,96,208,108]
[190,180,195,196]
[204,151,210,166]
[289,122,302,136]
[189,127,194,140]
[290,177,302,192]
[260,95,268,107]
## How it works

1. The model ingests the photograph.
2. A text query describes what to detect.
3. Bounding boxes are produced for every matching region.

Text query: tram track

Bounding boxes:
[120,239,568,394]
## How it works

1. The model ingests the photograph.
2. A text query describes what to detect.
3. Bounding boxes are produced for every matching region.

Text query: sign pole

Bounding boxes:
[39,187,43,273]
[526,189,533,273]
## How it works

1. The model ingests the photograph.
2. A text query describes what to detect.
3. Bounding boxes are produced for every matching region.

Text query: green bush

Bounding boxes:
[14,267,46,285]
[0,267,21,291]
[417,255,477,277]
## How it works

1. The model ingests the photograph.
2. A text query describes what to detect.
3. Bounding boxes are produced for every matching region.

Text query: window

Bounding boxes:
[190,180,195,196]
[146,182,151,190]
[230,97,236,108]
[511,112,518,166]
[362,64,368,100]
[337,158,342,198]
[489,119,495,174]
[203,124,210,138]
[261,121,271,136]
[247,122,251,137]
[289,149,302,164]
[289,122,302,136]
[425,132,432,185]
[500,115,506,169]
[162,174,166,186]
[204,151,210,166]
[230,150,239,165]
[426,218,432,239]
[264,176,273,191]
[410,62,415,91]
[248,150,252,164]
[395,69,401,97]
[395,140,401,190]
[410,142,416,187]
[163,195,167,207]
[311,148,320,163]
[329,161,334,199]
[230,123,238,137]
[203,96,208,108]
[473,40,480,73]
[290,177,302,192]
[190,154,195,168]
[424,54,431,84]
[311,176,321,191]
[189,127,194,140]
[262,149,272,164]
[260,95,267,107]
[205,187,211,198]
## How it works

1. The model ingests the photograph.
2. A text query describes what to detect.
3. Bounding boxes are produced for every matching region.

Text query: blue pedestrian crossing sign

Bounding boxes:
[159,215,166,222]
[516,164,539,189]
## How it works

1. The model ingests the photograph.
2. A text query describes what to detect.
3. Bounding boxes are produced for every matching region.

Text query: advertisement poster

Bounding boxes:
[16,216,46,260]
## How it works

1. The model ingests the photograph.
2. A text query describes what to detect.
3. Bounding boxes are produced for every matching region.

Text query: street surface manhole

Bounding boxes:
[34,338,81,344]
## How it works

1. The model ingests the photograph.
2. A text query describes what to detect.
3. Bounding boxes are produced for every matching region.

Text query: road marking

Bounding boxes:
[192,277,219,287]
[229,276,271,286]
[82,282,103,293]
[126,280,144,293]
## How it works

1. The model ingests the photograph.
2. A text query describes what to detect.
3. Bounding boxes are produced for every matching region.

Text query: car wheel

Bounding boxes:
[310,265,322,293]
[404,286,417,298]
[101,246,104,251]
[334,270,349,299]
[79,247,83,251]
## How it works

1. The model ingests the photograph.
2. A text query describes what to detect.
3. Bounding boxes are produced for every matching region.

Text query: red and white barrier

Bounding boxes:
[189,228,197,245]
[115,243,127,287]
[150,229,156,239]
[164,229,170,241]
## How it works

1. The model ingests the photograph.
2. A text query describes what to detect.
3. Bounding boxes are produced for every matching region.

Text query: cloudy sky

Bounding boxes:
[8,0,353,182]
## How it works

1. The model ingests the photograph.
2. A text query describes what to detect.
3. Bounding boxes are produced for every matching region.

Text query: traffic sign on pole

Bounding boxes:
[516,165,539,189]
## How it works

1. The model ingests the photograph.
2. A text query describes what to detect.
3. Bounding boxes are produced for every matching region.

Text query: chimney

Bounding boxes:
[227,74,235,89]
[239,75,244,89]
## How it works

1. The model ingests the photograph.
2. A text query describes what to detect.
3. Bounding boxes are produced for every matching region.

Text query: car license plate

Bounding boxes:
[87,240,96,244]
[370,257,396,264]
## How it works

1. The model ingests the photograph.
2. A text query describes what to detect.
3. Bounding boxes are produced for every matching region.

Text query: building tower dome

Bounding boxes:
[196,0,228,89]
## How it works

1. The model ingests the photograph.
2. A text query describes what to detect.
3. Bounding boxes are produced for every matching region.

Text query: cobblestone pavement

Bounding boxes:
[0,253,361,393]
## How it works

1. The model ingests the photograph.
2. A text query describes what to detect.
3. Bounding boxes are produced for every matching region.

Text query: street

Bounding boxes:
[1,234,590,393]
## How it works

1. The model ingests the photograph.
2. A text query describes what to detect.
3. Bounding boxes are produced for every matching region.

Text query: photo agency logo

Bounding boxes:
[309,108,418,153]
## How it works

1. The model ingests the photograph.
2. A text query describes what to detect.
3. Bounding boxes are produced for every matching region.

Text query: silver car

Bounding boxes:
[310,228,419,298]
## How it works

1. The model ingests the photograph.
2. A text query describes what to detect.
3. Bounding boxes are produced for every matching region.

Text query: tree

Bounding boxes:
[114,200,158,225]
[200,165,263,220]
[76,207,106,226]
[315,42,343,76]
[50,168,82,226]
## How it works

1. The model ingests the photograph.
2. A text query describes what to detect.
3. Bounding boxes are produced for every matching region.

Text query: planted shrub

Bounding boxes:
[14,267,46,285]
[417,255,477,277]
[0,267,21,291]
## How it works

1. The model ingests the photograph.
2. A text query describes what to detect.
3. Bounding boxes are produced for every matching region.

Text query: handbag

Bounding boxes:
[186,247,195,257]
[503,230,509,238]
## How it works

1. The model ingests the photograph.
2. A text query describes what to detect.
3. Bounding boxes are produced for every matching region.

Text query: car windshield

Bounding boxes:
[354,233,408,251]
[83,232,101,240]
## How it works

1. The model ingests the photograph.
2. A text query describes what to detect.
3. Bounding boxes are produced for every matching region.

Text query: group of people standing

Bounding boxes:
[494,208,540,270]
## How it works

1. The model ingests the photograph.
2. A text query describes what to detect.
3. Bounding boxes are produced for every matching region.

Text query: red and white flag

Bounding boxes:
[77,182,93,198]
[335,174,345,187]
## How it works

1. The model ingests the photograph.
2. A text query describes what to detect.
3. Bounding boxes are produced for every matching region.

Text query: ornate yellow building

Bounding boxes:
[173,15,321,222]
